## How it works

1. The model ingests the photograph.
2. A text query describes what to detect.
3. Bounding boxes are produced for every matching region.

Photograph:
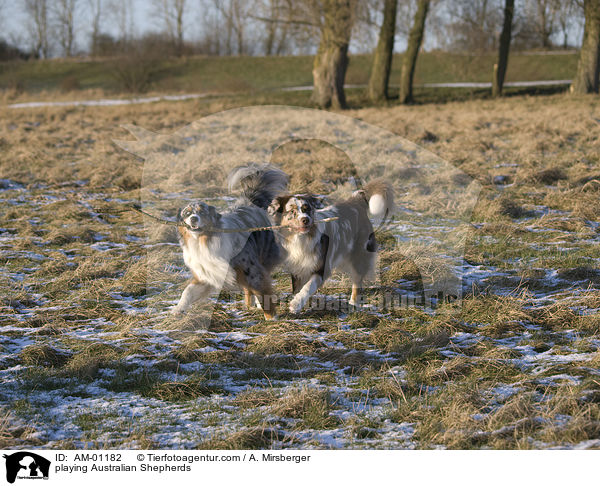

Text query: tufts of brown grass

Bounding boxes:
[148,374,221,401]
[531,302,580,332]
[479,319,525,339]
[233,388,280,409]
[379,252,421,285]
[525,167,567,185]
[246,322,323,356]
[158,307,233,332]
[110,249,181,297]
[271,387,339,429]
[1,286,40,313]
[172,335,212,363]
[412,385,487,449]
[371,320,449,358]
[33,253,73,277]
[379,244,457,288]
[317,348,381,373]
[43,255,123,294]
[0,409,38,449]
[472,194,531,221]
[198,426,285,449]
[557,266,600,283]
[458,293,531,327]
[574,314,600,335]
[0,410,14,448]
[45,226,99,246]
[19,344,72,368]
[270,139,356,194]
[344,312,385,329]
[61,342,121,380]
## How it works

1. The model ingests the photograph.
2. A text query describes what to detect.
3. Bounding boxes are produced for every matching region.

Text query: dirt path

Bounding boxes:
[6,79,573,110]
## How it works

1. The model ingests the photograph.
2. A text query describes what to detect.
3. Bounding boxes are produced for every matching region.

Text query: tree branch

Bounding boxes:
[248,13,319,28]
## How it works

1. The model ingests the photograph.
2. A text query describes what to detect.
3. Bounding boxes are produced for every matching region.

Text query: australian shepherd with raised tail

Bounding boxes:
[268,181,394,314]
[171,164,288,319]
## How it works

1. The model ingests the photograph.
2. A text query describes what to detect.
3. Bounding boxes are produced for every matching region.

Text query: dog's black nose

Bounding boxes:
[189,215,199,225]
[300,217,309,225]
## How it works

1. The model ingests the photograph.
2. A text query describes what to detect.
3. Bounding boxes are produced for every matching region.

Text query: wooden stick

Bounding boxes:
[124,203,339,234]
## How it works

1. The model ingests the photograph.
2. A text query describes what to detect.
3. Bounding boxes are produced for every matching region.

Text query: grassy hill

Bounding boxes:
[0,51,578,97]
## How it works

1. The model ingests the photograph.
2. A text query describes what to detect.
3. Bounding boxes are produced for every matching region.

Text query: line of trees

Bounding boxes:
[3,0,600,101]
[315,0,597,105]
[5,0,585,60]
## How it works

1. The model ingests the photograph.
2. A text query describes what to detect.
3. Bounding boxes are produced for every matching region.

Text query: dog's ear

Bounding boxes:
[207,205,222,223]
[268,196,289,216]
[306,195,324,210]
[176,207,183,222]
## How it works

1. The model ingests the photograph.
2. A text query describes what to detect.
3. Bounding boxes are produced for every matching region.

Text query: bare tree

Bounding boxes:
[492,0,514,97]
[399,0,429,104]
[88,0,103,54]
[25,0,50,58]
[447,0,502,51]
[197,0,221,54]
[311,0,357,109]
[213,0,250,55]
[54,0,80,57]
[261,0,280,55]
[572,0,600,94]
[273,0,294,55]
[108,0,134,44]
[153,0,186,55]
[368,0,397,102]
[0,0,5,33]
[532,0,560,47]
[556,0,579,48]
[251,0,357,85]
[250,0,326,56]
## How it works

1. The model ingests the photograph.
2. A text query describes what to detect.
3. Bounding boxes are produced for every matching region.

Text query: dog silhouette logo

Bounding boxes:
[3,452,50,483]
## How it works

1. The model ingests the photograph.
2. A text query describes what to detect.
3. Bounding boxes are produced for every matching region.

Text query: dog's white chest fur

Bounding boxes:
[283,233,321,280]
[182,235,236,289]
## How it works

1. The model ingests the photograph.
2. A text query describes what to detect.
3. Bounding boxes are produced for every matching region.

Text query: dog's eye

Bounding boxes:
[301,205,309,212]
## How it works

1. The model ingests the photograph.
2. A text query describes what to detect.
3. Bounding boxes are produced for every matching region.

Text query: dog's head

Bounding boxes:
[177,202,221,232]
[268,194,321,234]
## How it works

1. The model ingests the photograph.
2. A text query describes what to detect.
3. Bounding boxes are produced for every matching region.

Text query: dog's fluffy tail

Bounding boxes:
[228,163,289,209]
[357,179,395,220]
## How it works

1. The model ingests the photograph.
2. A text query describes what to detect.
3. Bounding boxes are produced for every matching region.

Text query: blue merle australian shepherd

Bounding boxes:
[268,181,394,314]
[171,164,288,319]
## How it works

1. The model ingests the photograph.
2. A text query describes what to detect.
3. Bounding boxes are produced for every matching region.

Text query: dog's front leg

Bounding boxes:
[171,279,212,314]
[289,274,322,314]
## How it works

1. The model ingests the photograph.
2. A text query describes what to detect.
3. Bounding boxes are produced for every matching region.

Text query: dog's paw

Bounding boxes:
[288,298,304,314]
[348,299,359,309]
[170,306,186,315]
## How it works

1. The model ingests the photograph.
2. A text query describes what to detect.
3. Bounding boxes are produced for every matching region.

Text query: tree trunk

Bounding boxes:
[398,0,429,104]
[311,0,354,109]
[275,22,289,55]
[368,0,397,102]
[264,0,278,55]
[176,8,184,56]
[265,24,276,55]
[492,0,514,97]
[572,0,600,94]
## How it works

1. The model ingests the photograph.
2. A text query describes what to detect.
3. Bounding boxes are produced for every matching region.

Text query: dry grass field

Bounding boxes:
[1,91,600,449]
